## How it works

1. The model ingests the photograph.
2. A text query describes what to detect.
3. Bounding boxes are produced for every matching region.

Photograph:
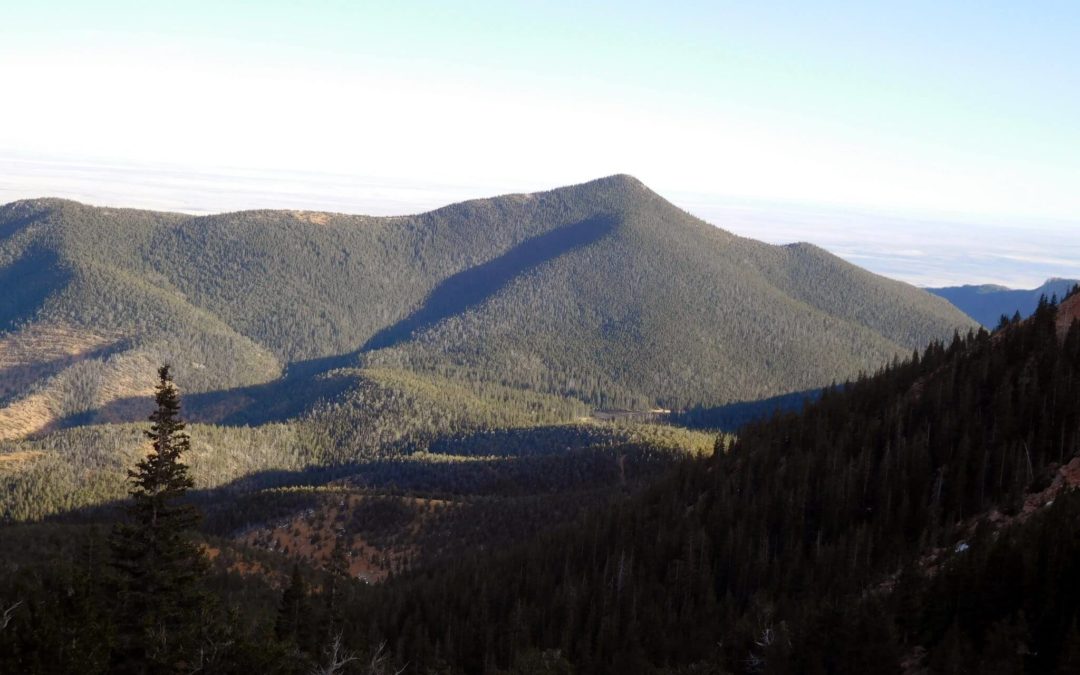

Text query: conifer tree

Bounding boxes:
[275,564,312,649]
[110,365,206,674]
[321,535,351,640]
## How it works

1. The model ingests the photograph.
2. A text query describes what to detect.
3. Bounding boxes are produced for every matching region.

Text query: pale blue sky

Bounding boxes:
[1,2,1078,285]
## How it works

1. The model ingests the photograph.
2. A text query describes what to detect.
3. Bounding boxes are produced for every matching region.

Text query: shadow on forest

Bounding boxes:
[362,213,618,351]
[48,360,360,432]
[0,209,46,242]
[668,388,823,431]
[0,342,125,406]
[43,439,673,535]
[0,248,68,333]
[45,215,619,431]
[40,463,367,530]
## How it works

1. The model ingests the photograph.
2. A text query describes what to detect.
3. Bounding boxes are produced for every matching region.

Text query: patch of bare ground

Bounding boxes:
[201,544,286,586]
[0,393,63,441]
[878,456,1080,598]
[0,450,45,470]
[0,342,158,441]
[998,455,1080,525]
[0,323,123,399]
[235,493,452,583]
[889,457,1080,674]
[290,211,331,226]
[1057,293,1080,339]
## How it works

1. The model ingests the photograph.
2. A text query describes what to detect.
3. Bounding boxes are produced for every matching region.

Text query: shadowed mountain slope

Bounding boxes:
[928,277,1080,328]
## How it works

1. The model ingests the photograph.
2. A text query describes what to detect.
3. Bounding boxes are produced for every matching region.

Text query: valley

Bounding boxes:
[0,179,1076,674]
[6,4,1078,672]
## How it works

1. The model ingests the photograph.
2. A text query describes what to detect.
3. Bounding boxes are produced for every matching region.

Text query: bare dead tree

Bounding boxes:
[0,601,21,632]
[742,622,779,673]
[755,625,775,649]
[309,634,407,675]
[186,634,236,674]
[310,632,358,675]
[366,641,408,675]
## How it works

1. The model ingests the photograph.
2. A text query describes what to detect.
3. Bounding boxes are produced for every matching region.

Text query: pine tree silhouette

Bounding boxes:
[110,365,205,674]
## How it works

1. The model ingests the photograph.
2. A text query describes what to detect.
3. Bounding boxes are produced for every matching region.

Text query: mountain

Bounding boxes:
[0,175,974,439]
[0,177,1072,674]
[927,277,1079,328]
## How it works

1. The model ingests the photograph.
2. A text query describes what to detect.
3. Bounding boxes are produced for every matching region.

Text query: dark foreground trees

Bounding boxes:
[3,297,1080,673]
[352,297,1080,673]
[109,365,207,674]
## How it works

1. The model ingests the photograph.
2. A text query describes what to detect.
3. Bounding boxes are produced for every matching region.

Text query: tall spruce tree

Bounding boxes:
[320,535,351,646]
[110,365,206,674]
[275,564,313,649]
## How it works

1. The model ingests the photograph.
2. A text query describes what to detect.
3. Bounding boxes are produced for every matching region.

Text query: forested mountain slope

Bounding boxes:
[348,289,1080,673]
[0,175,974,435]
[928,277,1080,327]
[0,237,1071,673]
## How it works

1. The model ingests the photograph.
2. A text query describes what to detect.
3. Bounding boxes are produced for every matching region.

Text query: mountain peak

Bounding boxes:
[598,173,646,187]
[581,173,654,195]
[1,197,80,216]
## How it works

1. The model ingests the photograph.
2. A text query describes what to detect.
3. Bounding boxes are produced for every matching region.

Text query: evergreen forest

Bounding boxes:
[0,180,1075,674]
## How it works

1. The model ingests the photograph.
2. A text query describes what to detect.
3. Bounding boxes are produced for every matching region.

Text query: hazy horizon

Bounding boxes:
[2,151,1076,290]
[2,2,1077,288]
